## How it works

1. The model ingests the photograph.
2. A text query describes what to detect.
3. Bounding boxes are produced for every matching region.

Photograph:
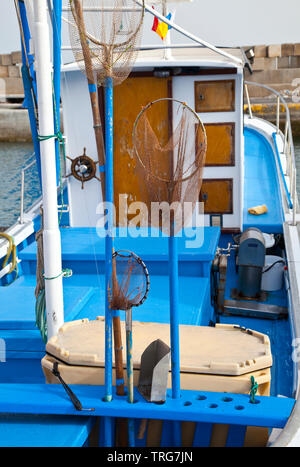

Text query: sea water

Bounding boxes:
[0,142,41,229]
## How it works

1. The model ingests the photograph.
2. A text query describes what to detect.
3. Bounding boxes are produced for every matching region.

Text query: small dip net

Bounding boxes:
[132,98,207,234]
[109,250,149,311]
[68,0,144,87]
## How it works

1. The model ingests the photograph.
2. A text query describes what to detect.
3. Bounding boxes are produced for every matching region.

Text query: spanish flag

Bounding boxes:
[152,11,172,40]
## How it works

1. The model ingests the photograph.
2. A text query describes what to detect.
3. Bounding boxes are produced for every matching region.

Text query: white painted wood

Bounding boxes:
[33,0,64,338]
[172,71,244,230]
[60,70,103,227]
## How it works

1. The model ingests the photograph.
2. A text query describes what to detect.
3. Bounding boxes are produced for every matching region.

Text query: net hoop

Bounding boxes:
[68,0,145,87]
[132,98,207,184]
[111,249,150,309]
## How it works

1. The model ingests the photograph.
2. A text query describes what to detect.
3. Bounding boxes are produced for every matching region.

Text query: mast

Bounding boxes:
[33,0,64,338]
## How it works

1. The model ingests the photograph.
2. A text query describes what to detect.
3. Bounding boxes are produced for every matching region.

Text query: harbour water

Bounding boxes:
[0,137,300,230]
[0,142,40,229]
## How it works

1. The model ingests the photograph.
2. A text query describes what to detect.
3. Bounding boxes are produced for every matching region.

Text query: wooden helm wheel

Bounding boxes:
[67,148,100,189]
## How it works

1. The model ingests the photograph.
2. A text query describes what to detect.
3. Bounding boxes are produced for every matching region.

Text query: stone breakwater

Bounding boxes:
[245,43,300,100]
[1,45,300,140]
[0,51,23,101]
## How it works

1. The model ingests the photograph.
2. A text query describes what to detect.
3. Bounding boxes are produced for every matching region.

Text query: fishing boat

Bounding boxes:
[0,0,299,447]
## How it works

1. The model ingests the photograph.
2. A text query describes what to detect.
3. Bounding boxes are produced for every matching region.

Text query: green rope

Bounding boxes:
[35,269,72,343]
[37,128,66,225]
[35,289,47,343]
[37,76,67,225]
[43,268,72,281]
[249,375,258,404]
[35,79,69,344]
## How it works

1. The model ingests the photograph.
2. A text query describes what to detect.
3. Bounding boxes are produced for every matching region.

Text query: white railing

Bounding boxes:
[244,81,298,226]
[19,158,36,225]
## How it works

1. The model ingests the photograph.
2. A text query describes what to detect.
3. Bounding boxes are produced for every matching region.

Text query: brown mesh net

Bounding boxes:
[68,0,144,87]
[133,98,207,234]
[109,250,150,310]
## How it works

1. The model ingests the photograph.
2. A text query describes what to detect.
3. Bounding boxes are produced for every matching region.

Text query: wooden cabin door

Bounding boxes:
[112,76,171,225]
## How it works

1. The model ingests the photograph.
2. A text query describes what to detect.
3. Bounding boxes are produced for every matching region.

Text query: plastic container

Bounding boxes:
[261,255,285,291]
[42,319,272,447]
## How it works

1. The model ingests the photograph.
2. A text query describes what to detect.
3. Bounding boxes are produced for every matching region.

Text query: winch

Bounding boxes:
[237,227,266,299]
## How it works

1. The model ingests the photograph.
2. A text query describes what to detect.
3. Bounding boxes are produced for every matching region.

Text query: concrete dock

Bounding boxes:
[1,45,300,140]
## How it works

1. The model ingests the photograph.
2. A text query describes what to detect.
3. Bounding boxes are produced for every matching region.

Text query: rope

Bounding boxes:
[34,210,72,343]
[37,129,66,225]
[249,375,258,404]
[44,268,72,280]
[37,75,67,226]
[0,233,19,285]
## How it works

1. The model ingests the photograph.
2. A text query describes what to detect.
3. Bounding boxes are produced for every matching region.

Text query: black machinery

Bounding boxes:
[236,227,266,299]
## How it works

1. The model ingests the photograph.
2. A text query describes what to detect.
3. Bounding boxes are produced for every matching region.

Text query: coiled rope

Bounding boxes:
[0,233,18,284]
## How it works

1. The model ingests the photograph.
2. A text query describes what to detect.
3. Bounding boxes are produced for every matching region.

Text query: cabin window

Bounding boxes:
[194,80,235,113]
[204,123,235,166]
[200,179,233,214]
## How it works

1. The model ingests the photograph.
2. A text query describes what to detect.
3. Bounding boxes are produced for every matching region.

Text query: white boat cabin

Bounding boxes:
[61,47,245,232]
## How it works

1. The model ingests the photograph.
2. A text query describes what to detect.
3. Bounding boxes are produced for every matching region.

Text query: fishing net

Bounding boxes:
[68,0,144,87]
[109,250,149,311]
[133,98,207,235]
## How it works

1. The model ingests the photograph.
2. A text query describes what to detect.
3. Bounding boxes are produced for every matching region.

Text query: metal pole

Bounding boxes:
[20,170,25,225]
[18,0,42,186]
[293,168,297,226]
[169,233,181,446]
[137,0,243,65]
[104,75,114,446]
[126,308,135,447]
[276,96,280,134]
[104,77,114,402]
[33,0,64,339]
[244,84,253,119]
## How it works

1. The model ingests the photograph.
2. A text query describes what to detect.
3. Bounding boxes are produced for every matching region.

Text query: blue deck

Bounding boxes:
[243,127,284,233]
[0,227,220,377]
[0,127,295,446]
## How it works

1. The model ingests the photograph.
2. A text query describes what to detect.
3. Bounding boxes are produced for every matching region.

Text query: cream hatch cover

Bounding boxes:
[46,319,272,376]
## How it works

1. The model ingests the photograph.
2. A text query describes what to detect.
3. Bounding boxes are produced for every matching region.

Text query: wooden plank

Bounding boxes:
[192,422,213,447]
[112,76,171,225]
[225,424,247,447]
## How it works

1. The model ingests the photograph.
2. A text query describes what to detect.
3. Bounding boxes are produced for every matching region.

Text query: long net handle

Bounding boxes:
[72,0,105,201]
[126,307,135,446]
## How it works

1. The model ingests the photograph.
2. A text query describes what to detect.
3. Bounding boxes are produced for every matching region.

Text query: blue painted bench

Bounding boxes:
[0,384,294,447]
[19,226,221,277]
[0,414,95,447]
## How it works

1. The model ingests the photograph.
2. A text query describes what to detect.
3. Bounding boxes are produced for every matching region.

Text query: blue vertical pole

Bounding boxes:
[169,233,181,446]
[104,77,113,401]
[169,235,180,396]
[18,0,42,186]
[52,0,62,186]
[18,1,37,101]
[126,309,135,447]
[104,77,114,446]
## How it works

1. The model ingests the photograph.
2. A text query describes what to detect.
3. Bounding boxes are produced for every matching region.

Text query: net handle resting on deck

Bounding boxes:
[109,248,150,446]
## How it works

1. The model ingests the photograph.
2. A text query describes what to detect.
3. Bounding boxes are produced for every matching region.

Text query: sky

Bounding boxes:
[1,0,300,55]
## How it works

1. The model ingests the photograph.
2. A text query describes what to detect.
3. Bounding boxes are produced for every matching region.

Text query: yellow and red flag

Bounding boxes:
[152,11,172,40]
